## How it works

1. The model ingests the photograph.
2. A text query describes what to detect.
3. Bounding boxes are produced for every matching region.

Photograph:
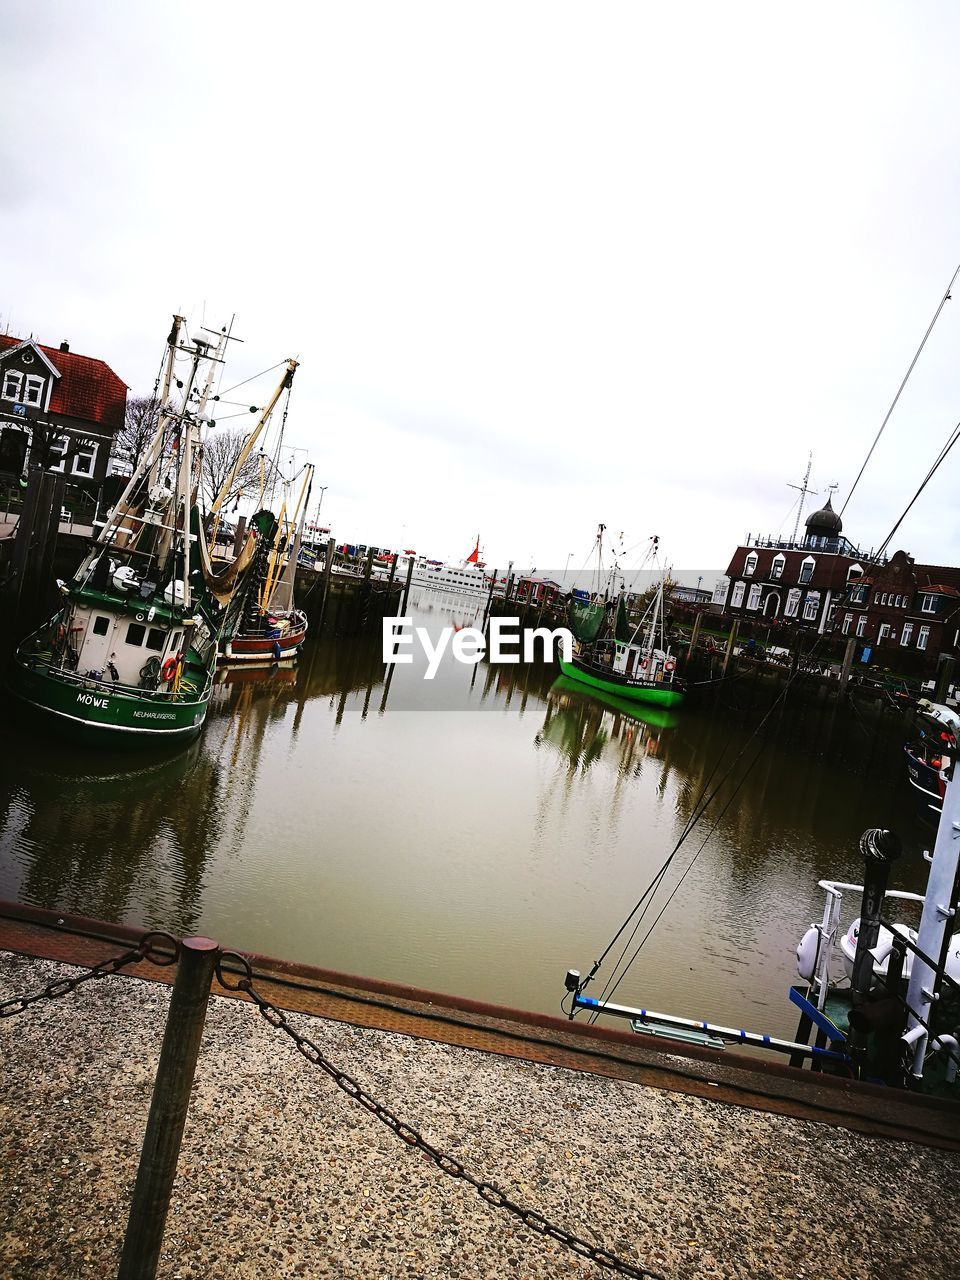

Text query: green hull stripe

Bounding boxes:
[558,659,685,708]
[7,662,209,738]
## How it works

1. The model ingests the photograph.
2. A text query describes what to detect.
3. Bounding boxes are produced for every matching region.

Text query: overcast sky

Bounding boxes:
[5,2,960,576]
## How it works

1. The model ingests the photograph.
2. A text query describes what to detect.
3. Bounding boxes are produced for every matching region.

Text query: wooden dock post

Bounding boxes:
[232,515,248,558]
[5,466,44,630]
[401,555,414,613]
[839,636,857,690]
[483,569,497,625]
[935,654,955,704]
[317,536,335,631]
[721,619,739,677]
[117,938,220,1280]
[688,609,703,658]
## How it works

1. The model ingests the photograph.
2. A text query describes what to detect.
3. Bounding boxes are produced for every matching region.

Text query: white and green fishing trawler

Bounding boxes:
[560,529,686,709]
[8,317,295,743]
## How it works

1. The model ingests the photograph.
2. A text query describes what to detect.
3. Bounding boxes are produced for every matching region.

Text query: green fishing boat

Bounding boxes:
[8,317,297,744]
[561,528,686,708]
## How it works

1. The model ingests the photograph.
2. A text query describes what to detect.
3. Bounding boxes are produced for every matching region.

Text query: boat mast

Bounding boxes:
[207,358,299,522]
[172,337,209,612]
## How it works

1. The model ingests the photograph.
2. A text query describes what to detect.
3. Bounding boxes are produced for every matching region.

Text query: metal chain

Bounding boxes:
[217,953,662,1280]
[0,931,178,1018]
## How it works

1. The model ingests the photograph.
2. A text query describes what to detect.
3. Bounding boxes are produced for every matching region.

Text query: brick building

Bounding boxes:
[835,549,960,663]
[717,497,960,668]
[716,498,875,633]
[0,335,127,486]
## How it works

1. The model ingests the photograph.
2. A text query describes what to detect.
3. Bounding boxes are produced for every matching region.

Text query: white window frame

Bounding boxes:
[799,555,815,585]
[847,563,863,582]
[856,615,868,637]
[712,577,730,607]
[850,584,866,604]
[785,587,801,618]
[918,625,930,651]
[47,435,69,472]
[920,595,937,614]
[22,374,45,406]
[901,623,914,647]
[746,583,762,611]
[878,623,890,643]
[2,369,23,401]
[71,440,97,477]
[743,552,758,578]
[802,591,820,622]
[842,613,853,635]
[730,581,746,609]
[770,554,785,580]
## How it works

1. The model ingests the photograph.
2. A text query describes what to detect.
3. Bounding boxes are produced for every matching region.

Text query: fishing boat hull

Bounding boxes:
[558,657,685,707]
[904,744,944,818]
[7,660,210,743]
[220,616,308,663]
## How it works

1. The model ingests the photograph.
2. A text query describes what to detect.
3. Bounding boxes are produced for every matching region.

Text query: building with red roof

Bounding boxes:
[0,333,127,485]
[715,494,960,669]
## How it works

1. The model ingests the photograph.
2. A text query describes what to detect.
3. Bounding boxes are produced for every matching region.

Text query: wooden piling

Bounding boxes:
[721,619,740,677]
[401,556,415,613]
[317,537,335,631]
[839,636,857,690]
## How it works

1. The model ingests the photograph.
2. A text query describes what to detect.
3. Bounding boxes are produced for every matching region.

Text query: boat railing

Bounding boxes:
[809,879,926,1009]
[23,656,211,702]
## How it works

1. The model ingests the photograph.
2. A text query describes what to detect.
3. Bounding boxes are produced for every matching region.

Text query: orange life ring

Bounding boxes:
[161,656,178,682]
[640,657,649,670]
[665,659,676,672]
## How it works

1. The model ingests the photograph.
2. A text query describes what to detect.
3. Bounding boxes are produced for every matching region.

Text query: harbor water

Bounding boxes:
[0,589,928,1042]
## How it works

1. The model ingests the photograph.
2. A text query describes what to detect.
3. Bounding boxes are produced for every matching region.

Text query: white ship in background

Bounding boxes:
[373,536,491,596]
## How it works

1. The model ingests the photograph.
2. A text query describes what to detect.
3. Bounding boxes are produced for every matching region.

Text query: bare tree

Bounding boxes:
[200,428,275,517]
[111,395,161,475]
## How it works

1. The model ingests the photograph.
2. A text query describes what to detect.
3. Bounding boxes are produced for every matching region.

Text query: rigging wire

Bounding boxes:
[217,361,286,398]
[589,736,767,1021]
[873,415,960,561]
[840,259,960,518]
[577,623,837,1011]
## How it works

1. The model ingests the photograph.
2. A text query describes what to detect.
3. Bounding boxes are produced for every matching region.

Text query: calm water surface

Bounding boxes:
[0,589,927,1041]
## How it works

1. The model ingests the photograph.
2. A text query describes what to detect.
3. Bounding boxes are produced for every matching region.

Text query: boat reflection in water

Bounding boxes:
[539,675,680,776]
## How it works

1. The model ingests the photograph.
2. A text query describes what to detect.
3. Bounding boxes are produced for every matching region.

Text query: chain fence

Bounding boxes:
[0,931,177,1018]
[0,931,661,1279]
[216,950,663,1280]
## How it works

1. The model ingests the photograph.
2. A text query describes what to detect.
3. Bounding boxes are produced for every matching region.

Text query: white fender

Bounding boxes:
[796,925,820,982]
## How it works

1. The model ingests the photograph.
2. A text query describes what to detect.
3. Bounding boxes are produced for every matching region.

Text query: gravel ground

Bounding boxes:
[1,952,959,1280]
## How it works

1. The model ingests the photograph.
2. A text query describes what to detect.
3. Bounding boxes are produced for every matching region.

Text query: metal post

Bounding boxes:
[117,937,220,1280]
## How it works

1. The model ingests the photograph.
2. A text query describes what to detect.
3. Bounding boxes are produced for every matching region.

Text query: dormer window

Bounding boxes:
[847,563,863,582]
[771,553,785,580]
[920,594,938,614]
[22,374,44,406]
[799,555,815,585]
[849,583,867,604]
[744,552,758,577]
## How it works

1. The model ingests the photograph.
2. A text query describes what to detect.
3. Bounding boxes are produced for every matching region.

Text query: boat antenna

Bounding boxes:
[841,257,960,518]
